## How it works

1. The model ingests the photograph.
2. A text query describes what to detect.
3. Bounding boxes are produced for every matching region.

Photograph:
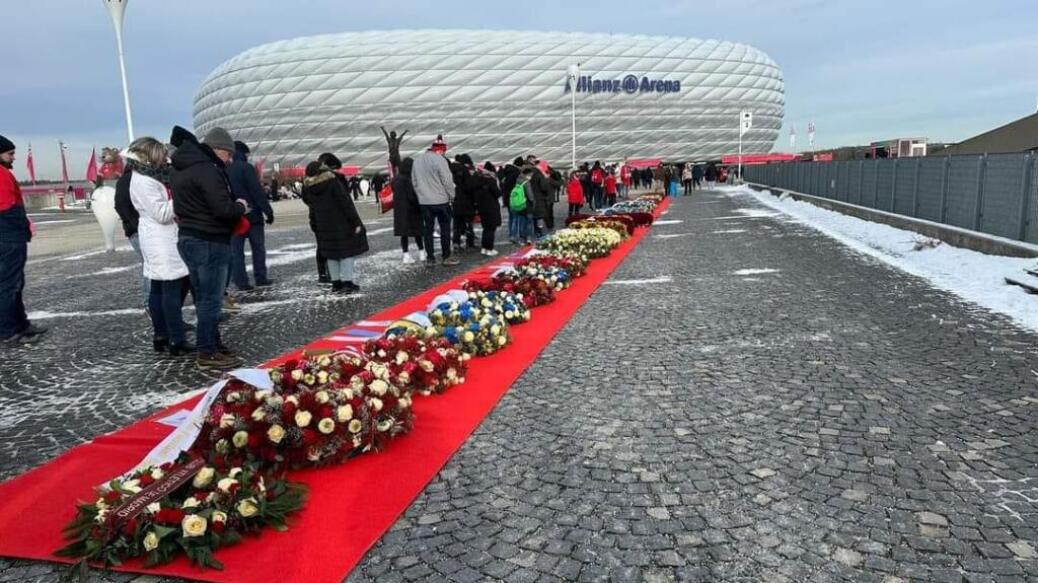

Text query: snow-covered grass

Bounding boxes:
[721,185,1038,332]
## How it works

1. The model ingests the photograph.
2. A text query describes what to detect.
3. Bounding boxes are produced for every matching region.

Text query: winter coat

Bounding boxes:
[451,162,476,218]
[604,174,617,194]
[705,164,718,181]
[391,166,422,237]
[498,163,521,209]
[692,165,704,180]
[682,167,692,181]
[227,151,273,223]
[130,172,189,281]
[411,150,454,205]
[566,178,584,204]
[620,165,632,185]
[590,167,604,185]
[170,138,244,243]
[114,170,139,238]
[0,165,30,244]
[469,169,502,228]
[527,166,558,220]
[302,170,369,259]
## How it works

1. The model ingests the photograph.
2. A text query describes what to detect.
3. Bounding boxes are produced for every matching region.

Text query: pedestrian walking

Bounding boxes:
[450,156,477,251]
[228,141,274,291]
[126,137,193,356]
[471,159,503,256]
[412,135,458,266]
[509,167,535,244]
[589,161,605,210]
[0,135,45,347]
[566,171,584,216]
[302,161,369,293]
[391,157,423,264]
[705,162,718,188]
[169,126,247,368]
[526,156,559,237]
[604,170,618,207]
[692,163,704,190]
[498,157,522,245]
[620,162,632,198]
[682,164,693,195]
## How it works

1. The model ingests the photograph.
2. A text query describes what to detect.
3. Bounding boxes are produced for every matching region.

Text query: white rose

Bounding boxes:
[336,405,354,422]
[95,497,109,511]
[236,498,259,518]
[266,395,284,408]
[370,379,389,396]
[232,430,249,448]
[181,514,207,537]
[446,368,458,381]
[211,511,228,524]
[377,419,393,432]
[318,418,335,434]
[267,424,286,444]
[285,395,299,405]
[215,439,230,454]
[315,390,330,404]
[350,376,365,391]
[306,447,321,462]
[192,467,215,489]
[229,467,243,479]
[348,419,363,434]
[217,478,238,493]
[219,413,236,429]
[295,410,313,428]
[395,351,409,364]
[181,497,200,509]
[290,369,303,380]
[143,531,160,551]
[150,468,165,480]
[122,479,142,494]
[463,331,475,343]
[226,391,241,403]
[420,360,435,372]
[317,371,329,385]
[254,389,271,402]
[251,407,266,422]
[94,509,109,524]
[318,356,331,367]
[497,336,506,346]
[370,398,384,412]
[146,502,161,515]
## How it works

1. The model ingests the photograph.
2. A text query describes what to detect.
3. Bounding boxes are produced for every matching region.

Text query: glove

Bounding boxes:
[265,214,274,225]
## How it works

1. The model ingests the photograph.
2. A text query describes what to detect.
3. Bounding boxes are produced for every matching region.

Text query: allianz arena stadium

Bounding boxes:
[193,30,784,172]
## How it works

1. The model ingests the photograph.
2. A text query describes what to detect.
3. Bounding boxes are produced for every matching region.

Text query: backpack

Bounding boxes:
[509,180,529,212]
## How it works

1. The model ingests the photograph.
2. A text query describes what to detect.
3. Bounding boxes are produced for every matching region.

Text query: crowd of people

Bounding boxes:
[0,127,740,365]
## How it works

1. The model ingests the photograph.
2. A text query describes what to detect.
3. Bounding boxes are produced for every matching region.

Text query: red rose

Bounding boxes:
[193,491,208,501]
[104,490,121,504]
[138,474,155,487]
[211,520,226,535]
[301,429,318,446]
[319,405,333,419]
[282,400,297,418]
[121,517,138,536]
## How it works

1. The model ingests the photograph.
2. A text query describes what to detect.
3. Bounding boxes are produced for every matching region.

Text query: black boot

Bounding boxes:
[344,281,360,292]
[153,337,168,352]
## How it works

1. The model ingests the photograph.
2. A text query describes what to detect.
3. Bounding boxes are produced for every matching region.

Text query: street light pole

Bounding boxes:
[567,63,579,170]
[103,0,134,143]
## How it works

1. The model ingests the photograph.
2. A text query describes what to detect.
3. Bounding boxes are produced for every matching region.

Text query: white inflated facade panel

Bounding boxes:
[194,30,784,171]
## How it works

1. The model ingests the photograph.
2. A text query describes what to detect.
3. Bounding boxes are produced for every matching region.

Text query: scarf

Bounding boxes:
[126,158,171,187]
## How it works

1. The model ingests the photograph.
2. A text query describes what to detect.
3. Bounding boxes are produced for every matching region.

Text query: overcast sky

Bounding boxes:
[5,0,1037,179]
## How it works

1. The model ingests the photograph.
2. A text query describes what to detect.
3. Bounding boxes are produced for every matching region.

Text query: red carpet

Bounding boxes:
[0,199,668,583]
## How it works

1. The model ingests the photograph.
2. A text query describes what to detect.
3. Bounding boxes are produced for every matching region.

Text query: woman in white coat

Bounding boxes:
[127,137,192,355]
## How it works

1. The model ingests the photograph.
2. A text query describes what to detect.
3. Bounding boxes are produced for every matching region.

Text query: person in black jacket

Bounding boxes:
[392,157,423,264]
[498,157,522,244]
[113,165,149,305]
[228,141,274,290]
[451,157,476,250]
[371,172,386,196]
[472,160,503,255]
[169,125,247,368]
[525,157,560,237]
[302,162,368,293]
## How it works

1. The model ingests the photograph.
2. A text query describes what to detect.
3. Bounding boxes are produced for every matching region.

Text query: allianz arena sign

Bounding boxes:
[567,74,681,95]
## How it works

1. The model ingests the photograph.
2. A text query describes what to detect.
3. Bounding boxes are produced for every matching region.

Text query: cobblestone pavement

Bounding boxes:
[4,188,1038,582]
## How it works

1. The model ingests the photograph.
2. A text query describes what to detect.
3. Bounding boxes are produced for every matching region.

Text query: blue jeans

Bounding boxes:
[149,278,187,345]
[231,219,267,288]
[421,204,452,260]
[0,240,29,338]
[327,257,355,281]
[591,185,604,209]
[177,235,229,354]
[514,214,530,241]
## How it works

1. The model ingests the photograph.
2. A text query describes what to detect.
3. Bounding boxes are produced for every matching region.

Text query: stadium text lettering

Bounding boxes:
[569,75,681,94]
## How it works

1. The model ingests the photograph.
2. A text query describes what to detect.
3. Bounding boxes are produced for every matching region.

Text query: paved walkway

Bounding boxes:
[2,189,1037,582]
[347,189,1038,583]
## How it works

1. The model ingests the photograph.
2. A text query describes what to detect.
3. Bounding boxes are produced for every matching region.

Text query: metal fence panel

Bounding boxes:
[915,158,945,222]
[1027,158,1038,244]
[980,153,1026,239]
[945,156,981,229]
[875,161,895,212]
[894,159,917,216]
[861,162,878,208]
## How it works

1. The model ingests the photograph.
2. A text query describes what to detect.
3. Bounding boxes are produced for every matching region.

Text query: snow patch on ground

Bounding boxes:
[27,308,145,320]
[733,268,780,276]
[66,265,138,279]
[723,185,1038,332]
[654,219,684,225]
[654,233,694,240]
[733,208,780,218]
[604,276,673,285]
[713,229,747,234]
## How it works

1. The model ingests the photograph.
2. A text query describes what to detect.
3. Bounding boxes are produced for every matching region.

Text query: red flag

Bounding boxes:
[85,147,98,183]
[59,142,70,184]
[26,144,36,185]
